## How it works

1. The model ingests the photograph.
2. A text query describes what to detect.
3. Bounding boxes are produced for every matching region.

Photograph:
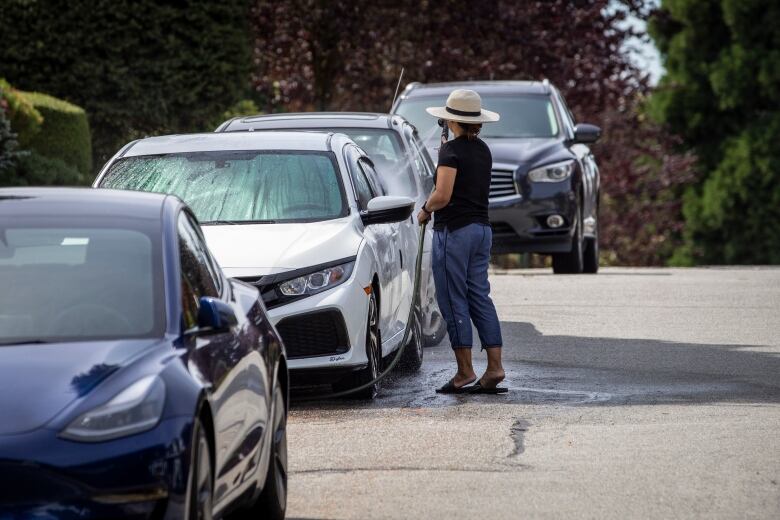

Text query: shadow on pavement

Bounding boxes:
[291,321,780,410]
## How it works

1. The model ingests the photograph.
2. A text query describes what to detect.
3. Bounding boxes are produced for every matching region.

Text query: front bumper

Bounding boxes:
[0,416,192,519]
[488,184,577,255]
[228,267,371,377]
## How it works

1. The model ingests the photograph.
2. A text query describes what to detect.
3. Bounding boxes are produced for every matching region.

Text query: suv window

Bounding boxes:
[397,94,559,140]
[404,125,434,193]
[552,89,576,136]
[345,146,375,210]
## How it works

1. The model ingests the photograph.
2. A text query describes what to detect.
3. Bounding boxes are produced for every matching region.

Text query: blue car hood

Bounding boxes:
[0,338,165,435]
[482,137,569,167]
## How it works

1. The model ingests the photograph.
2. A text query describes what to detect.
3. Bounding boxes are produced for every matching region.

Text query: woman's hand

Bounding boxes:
[417,208,431,224]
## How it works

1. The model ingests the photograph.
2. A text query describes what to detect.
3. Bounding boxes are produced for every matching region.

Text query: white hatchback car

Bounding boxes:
[95,131,421,398]
[215,113,446,347]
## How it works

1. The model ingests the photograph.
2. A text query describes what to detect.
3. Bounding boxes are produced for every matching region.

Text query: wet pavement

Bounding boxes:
[285,268,780,520]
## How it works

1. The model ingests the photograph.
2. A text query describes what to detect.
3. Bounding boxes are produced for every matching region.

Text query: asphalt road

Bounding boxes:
[285,267,780,520]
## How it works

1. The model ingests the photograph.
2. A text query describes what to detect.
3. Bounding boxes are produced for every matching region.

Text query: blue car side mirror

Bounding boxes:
[197,297,238,331]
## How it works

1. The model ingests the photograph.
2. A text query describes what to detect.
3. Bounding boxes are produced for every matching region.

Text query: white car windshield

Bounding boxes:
[396,94,559,141]
[101,151,347,224]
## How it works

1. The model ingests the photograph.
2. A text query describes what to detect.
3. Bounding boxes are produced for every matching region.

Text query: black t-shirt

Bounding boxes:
[433,136,492,231]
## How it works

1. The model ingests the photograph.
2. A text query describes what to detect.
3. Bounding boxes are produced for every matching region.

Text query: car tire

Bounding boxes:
[186,418,214,520]
[399,308,424,372]
[552,208,584,274]
[583,213,599,274]
[423,307,446,347]
[333,291,381,399]
[242,377,288,520]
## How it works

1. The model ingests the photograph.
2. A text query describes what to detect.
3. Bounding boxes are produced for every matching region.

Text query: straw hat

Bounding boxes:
[425,89,500,124]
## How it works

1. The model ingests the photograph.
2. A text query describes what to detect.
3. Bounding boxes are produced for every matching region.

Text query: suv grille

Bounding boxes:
[275,310,350,359]
[490,169,518,199]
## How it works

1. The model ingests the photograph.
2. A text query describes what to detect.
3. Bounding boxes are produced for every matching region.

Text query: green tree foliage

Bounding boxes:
[22,92,92,176]
[0,0,251,169]
[650,0,780,264]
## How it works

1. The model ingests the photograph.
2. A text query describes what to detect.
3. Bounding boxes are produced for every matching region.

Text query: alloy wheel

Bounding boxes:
[367,293,380,381]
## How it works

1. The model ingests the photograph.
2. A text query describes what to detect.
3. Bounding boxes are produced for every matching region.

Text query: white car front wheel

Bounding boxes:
[333,290,381,399]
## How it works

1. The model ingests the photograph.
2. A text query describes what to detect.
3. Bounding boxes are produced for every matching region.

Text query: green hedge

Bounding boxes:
[0,79,43,147]
[21,91,92,177]
[0,102,22,173]
[0,150,84,187]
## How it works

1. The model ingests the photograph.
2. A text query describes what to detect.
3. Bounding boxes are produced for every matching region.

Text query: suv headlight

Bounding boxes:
[61,375,165,442]
[278,260,355,297]
[528,160,575,182]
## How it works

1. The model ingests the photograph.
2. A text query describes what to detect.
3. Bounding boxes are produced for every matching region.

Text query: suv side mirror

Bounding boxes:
[197,296,238,331]
[573,123,601,144]
[361,196,415,226]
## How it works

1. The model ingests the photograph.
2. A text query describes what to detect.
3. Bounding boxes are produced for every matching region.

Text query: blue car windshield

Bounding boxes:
[0,222,165,344]
[101,151,347,224]
[396,94,560,142]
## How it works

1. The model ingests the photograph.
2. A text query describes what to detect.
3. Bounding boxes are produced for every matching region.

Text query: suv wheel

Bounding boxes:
[399,308,424,372]
[583,211,599,274]
[552,209,584,274]
[423,307,446,347]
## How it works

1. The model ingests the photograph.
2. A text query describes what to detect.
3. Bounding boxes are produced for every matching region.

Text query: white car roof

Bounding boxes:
[123,131,336,156]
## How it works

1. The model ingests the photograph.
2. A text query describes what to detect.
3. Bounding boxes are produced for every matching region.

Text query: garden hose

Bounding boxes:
[312,221,428,399]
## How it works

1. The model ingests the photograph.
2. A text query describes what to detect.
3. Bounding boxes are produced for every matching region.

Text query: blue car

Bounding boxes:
[0,188,289,519]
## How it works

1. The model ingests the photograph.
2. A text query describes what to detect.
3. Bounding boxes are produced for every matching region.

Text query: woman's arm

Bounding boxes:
[417,165,456,223]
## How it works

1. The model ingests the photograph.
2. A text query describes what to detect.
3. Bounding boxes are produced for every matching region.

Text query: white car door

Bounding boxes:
[344,146,400,351]
[357,156,414,351]
[402,125,438,329]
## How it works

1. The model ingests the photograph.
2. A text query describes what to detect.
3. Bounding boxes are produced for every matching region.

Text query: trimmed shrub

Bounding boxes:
[21,91,92,177]
[0,150,84,187]
[0,79,43,146]
[0,101,23,174]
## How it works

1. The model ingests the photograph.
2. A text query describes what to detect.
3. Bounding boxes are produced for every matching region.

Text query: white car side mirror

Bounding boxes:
[362,196,415,226]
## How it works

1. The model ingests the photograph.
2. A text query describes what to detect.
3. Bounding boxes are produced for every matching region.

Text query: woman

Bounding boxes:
[417,89,507,394]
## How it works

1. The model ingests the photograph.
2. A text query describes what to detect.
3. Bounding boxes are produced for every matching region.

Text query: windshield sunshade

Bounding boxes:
[101,151,347,224]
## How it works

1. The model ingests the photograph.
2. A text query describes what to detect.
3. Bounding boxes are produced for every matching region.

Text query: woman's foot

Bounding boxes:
[453,370,477,388]
[451,348,476,388]
[480,346,505,389]
[477,368,505,389]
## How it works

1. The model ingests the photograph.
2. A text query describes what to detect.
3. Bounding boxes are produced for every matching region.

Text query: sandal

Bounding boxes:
[468,380,508,394]
[436,377,476,394]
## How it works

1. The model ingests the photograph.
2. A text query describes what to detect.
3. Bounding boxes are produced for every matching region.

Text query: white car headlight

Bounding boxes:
[61,375,165,442]
[278,261,355,297]
[528,160,575,182]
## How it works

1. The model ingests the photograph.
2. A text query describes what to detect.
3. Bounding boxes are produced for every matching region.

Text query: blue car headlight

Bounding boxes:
[528,159,575,182]
[60,375,165,442]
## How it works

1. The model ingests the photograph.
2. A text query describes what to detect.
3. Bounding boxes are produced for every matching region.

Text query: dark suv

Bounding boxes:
[392,81,602,274]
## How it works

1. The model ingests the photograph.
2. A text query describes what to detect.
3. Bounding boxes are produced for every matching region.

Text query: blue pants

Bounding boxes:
[432,223,503,349]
